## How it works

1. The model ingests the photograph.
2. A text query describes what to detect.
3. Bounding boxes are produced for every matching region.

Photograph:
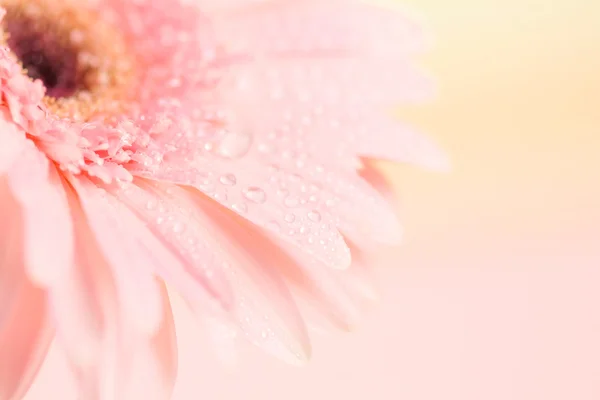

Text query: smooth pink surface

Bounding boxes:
[20,0,600,399]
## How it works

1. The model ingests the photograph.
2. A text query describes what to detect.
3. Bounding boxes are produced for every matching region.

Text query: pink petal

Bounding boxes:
[132,158,352,269]
[151,285,178,390]
[143,182,312,365]
[0,280,52,400]
[195,0,269,14]
[0,118,26,174]
[47,193,112,370]
[327,172,403,245]
[206,0,440,181]
[351,118,450,171]
[49,194,175,400]
[0,181,53,400]
[201,315,239,369]
[245,152,403,245]
[214,0,428,57]
[291,259,379,334]
[105,179,234,312]
[358,160,397,202]
[218,57,432,116]
[283,246,365,331]
[214,60,433,170]
[0,179,23,329]
[333,242,380,305]
[286,242,379,332]
[6,144,74,288]
[66,177,167,337]
[119,283,178,400]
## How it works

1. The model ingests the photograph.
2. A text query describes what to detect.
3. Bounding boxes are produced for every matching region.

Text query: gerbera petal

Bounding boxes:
[132,158,352,269]
[0,179,23,329]
[252,153,402,245]
[6,143,74,288]
[47,195,110,370]
[215,0,428,57]
[350,118,450,172]
[0,182,53,400]
[247,239,376,334]
[219,57,431,116]
[358,160,397,202]
[151,285,179,389]
[333,243,380,305]
[0,280,52,400]
[64,177,165,337]
[254,238,364,331]
[0,117,26,174]
[194,0,270,14]
[214,60,433,171]
[103,179,234,312]
[119,283,178,400]
[50,195,172,400]
[201,315,239,369]
[141,182,312,365]
[328,172,403,245]
[288,242,380,332]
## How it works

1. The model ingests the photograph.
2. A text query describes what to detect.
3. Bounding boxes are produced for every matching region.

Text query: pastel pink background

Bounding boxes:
[25,1,600,399]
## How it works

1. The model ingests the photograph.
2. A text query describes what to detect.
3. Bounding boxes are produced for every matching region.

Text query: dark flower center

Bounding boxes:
[5,22,80,98]
[0,0,137,120]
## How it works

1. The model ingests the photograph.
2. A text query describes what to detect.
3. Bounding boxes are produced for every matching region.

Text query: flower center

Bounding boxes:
[0,0,137,120]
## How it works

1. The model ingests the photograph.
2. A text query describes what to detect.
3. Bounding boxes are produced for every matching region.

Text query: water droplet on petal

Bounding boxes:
[173,221,185,233]
[284,196,299,208]
[219,174,237,186]
[308,210,321,222]
[214,130,252,159]
[242,186,267,204]
[232,202,248,213]
[266,221,281,232]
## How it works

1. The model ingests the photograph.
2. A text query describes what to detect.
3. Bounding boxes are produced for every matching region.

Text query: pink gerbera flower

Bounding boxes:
[0,0,446,398]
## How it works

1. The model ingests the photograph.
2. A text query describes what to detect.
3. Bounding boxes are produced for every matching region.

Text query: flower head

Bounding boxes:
[0,0,446,398]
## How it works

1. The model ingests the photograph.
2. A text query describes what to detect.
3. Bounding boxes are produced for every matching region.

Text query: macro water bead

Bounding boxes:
[0,0,447,399]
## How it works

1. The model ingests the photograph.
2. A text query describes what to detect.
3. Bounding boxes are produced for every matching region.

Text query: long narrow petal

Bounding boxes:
[283,241,379,332]
[137,181,312,365]
[67,177,167,337]
[214,0,428,58]
[358,161,397,202]
[0,281,52,400]
[131,159,351,269]
[258,152,403,245]
[200,315,239,369]
[281,246,365,331]
[119,283,178,400]
[101,179,234,312]
[350,118,450,171]
[194,0,270,14]
[0,119,25,174]
[0,179,23,330]
[0,180,53,400]
[50,188,175,400]
[7,143,74,288]
[47,188,111,371]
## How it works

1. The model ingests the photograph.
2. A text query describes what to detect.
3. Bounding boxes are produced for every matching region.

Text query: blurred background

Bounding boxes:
[26,0,600,399]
